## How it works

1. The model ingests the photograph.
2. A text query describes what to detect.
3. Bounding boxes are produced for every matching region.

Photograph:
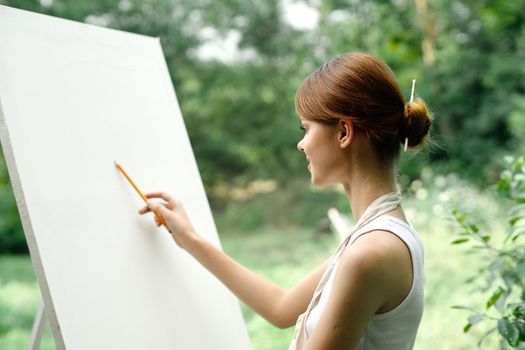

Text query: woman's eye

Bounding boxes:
[299,124,306,133]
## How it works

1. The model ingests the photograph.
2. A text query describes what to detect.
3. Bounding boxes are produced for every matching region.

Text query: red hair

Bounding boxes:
[295,52,432,164]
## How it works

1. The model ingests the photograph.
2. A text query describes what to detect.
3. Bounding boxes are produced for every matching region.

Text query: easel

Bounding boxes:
[29,301,46,350]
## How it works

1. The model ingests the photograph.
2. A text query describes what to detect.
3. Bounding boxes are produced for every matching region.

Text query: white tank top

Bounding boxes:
[304,215,425,349]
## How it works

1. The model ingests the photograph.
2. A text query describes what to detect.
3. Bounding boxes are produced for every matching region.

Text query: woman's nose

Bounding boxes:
[297,138,305,152]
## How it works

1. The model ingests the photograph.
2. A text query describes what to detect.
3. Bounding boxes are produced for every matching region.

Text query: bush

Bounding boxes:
[450,156,525,348]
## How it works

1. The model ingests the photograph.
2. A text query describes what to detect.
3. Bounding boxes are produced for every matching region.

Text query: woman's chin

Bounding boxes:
[310,173,338,188]
[310,176,328,188]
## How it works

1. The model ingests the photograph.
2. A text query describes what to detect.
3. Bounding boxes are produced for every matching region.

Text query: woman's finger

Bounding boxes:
[145,191,172,202]
[139,200,172,215]
[145,191,178,209]
[147,201,173,218]
[138,206,150,214]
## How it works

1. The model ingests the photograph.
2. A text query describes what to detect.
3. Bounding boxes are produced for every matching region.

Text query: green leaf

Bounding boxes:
[498,319,520,347]
[452,238,470,245]
[451,305,476,312]
[497,180,510,192]
[509,216,525,226]
[510,303,525,318]
[463,323,472,333]
[468,314,484,326]
[487,287,505,309]
[495,290,510,313]
[469,224,479,233]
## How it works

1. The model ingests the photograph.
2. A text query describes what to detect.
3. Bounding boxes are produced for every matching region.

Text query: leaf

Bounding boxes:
[469,223,479,233]
[468,314,484,326]
[452,238,470,245]
[481,235,490,243]
[497,180,510,192]
[498,319,520,347]
[451,305,476,312]
[510,303,525,318]
[463,323,472,333]
[509,216,525,226]
[487,287,505,309]
[495,289,510,313]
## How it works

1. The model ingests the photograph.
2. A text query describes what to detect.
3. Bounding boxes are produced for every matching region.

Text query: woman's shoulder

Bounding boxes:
[337,228,414,298]
[342,229,410,272]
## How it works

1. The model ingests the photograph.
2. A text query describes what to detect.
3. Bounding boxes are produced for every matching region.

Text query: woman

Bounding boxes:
[139,52,430,349]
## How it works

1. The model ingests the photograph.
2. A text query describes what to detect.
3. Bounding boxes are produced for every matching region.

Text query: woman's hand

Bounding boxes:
[138,192,199,250]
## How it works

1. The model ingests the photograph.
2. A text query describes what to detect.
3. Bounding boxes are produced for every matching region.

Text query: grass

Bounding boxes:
[0,170,511,349]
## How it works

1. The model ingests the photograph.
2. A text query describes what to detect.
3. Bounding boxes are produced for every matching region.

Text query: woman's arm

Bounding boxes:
[186,237,329,328]
[304,230,411,349]
[140,191,328,328]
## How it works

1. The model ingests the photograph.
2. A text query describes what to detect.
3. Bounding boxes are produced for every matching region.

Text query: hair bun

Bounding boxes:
[400,97,432,148]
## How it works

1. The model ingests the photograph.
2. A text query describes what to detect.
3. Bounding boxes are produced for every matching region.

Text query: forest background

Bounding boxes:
[0,0,524,349]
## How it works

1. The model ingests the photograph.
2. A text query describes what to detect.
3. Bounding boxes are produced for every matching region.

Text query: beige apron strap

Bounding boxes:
[288,192,402,350]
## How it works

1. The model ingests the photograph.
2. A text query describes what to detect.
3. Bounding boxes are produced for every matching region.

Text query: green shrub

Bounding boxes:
[450,156,525,348]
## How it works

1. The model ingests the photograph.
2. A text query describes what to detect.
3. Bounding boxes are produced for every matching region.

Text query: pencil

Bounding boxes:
[114,161,171,232]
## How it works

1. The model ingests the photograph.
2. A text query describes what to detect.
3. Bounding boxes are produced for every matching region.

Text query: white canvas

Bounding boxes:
[0,5,251,350]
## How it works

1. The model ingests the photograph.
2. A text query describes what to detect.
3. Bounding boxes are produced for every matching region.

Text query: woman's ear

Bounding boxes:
[338,119,353,149]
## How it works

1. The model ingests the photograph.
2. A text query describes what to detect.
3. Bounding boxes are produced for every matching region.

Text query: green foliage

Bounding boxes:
[450,156,525,348]
[426,0,525,183]
[1,0,523,189]
[214,181,349,232]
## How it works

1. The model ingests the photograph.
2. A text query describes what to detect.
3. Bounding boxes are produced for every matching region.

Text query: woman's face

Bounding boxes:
[297,119,342,187]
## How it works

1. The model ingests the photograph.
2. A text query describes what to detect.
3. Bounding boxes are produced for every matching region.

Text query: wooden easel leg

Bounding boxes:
[28,301,46,350]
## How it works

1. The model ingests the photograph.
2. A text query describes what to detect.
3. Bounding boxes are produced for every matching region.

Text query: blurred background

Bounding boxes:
[0,0,524,349]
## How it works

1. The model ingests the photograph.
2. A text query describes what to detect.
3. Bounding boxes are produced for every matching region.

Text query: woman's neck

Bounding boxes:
[342,168,397,223]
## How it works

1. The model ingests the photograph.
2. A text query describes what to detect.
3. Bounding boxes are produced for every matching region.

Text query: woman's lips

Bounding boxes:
[308,163,312,171]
